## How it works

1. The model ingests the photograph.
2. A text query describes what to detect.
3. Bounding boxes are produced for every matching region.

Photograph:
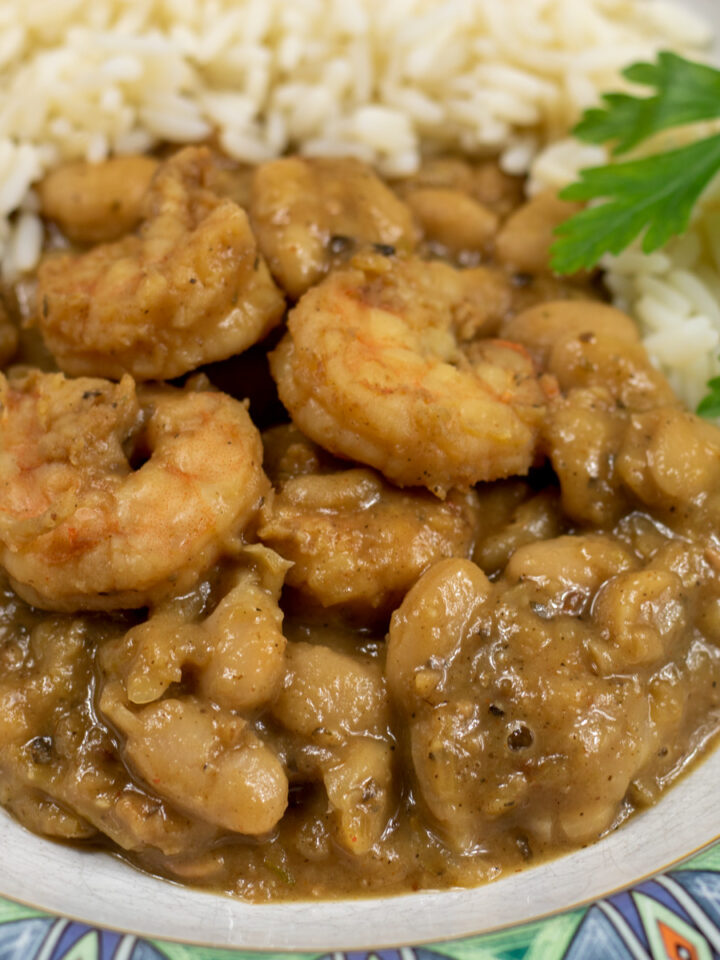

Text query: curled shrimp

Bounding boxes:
[0,371,268,611]
[270,254,551,496]
[37,146,286,381]
[97,546,290,836]
[258,425,482,620]
[116,545,290,713]
[0,602,215,856]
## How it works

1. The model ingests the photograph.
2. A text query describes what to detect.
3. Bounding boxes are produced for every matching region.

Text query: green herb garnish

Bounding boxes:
[574,52,720,155]
[549,52,720,418]
[550,52,720,276]
[552,135,720,276]
[262,857,295,885]
[697,377,720,418]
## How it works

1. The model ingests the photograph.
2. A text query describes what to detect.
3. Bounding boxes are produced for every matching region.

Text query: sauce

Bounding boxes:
[0,149,719,901]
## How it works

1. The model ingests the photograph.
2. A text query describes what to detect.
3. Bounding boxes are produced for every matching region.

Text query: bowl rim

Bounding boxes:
[1,829,719,952]
[2,739,720,953]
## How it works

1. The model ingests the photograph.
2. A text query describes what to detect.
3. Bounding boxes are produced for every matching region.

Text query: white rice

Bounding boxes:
[0,0,715,408]
[606,178,720,410]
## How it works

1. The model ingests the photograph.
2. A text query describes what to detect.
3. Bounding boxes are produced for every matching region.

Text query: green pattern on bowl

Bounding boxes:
[3,843,720,960]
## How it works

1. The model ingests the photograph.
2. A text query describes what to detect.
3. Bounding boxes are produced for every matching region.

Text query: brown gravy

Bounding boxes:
[1,149,719,901]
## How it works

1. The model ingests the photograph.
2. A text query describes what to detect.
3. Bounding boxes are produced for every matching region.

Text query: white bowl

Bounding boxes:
[2,740,720,955]
[3,1,720,958]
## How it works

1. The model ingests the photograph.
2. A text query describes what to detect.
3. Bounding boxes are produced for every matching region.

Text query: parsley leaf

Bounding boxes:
[547,51,720,415]
[697,375,720,419]
[575,51,720,155]
[550,52,720,275]
[551,134,720,275]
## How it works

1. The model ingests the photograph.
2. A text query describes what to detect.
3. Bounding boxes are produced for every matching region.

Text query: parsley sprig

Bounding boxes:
[697,377,720,419]
[549,51,720,418]
[552,135,720,275]
[550,52,720,276]
[574,52,720,155]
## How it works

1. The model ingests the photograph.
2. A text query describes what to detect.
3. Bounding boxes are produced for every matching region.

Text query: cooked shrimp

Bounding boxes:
[464,338,551,432]
[0,371,268,610]
[258,425,481,619]
[111,545,290,712]
[270,254,551,495]
[0,604,214,855]
[37,146,285,381]
[97,545,290,836]
[250,156,416,298]
[38,155,159,244]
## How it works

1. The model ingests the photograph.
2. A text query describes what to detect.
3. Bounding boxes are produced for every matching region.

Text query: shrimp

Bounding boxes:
[258,425,482,619]
[37,146,286,381]
[112,545,290,712]
[97,546,290,836]
[0,597,216,856]
[0,371,268,611]
[464,338,551,432]
[269,254,551,495]
[0,606,211,855]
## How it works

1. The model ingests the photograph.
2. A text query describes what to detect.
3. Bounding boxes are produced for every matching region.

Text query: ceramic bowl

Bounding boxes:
[2,1,720,958]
